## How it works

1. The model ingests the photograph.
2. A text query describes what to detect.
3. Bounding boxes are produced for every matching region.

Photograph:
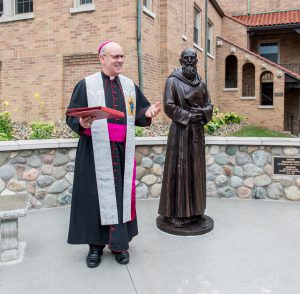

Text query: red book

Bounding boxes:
[66,106,125,120]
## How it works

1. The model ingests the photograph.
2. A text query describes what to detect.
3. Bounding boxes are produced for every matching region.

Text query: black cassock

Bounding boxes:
[66,72,150,251]
[158,68,213,218]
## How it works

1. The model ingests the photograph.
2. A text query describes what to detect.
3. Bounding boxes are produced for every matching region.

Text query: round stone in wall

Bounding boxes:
[283,147,298,156]
[153,155,165,165]
[280,177,294,187]
[53,167,67,180]
[206,154,214,165]
[151,164,163,176]
[267,183,283,200]
[237,186,251,199]
[254,175,272,187]
[141,174,157,185]
[7,179,26,192]
[232,166,243,177]
[43,194,58,208]
[285,186,300,201]
[217,187,236,198]
[230,176,244,188]
[141,157,153,168]
[136,166,146,180]
[27,156,42,168]
[225,146,238,156]
[47,180,69,194]
[244,177,254,188]
[0,165,16,181]
[206,181,217,197]
[136,183,148,199]
[215,175,228,187]
[58,193,72,205]
[53,152,69,166]
[22,168,39,181]
[41,165,53,175]
[209,145,219,155]
[243,164,263,177]
[152,146,164,154]
[214,152,229,165]
[0,152,9,166]
[150,184,162,198]
[236,152,252,165]
[252,187,266,199]
[208,164,223,176]
[252,150,269,167]
[37,175,55,188]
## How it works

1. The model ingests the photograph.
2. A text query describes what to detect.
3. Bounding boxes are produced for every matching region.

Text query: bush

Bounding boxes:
[30,121,55,139]
[0,111,13,140]
[204,108,246,135]
[135,126,144,137]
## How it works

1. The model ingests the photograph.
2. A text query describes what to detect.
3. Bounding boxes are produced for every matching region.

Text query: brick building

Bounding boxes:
[0,1,299,134]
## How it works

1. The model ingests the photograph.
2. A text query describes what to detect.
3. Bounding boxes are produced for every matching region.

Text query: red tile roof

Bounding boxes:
[218,36,300,81]
[233,10,300,27]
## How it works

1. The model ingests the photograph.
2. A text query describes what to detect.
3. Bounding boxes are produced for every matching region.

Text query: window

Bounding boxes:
[70,0,95,14]
[0,0,34,22]
[0,0,3,16]
[143,0,153,11]
[207,21,213,55]
[194,6,201,46]
[259,43,279,63]
[242,63,255,97]
[16,0,33,14]
[260,71,274,106]
[225,55,238,88]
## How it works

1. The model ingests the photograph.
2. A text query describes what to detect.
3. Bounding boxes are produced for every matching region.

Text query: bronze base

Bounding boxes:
[156,215,214,236]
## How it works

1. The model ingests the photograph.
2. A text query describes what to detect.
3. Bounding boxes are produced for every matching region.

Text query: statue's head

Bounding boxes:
[179,48,198,81]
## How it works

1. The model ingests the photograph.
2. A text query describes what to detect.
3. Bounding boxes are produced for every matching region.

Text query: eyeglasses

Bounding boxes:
[104,54,125,60]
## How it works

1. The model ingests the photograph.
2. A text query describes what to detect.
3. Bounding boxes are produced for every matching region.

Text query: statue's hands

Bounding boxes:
[189,107,204,123]
[145,102,161,118]
[79,116,96,128]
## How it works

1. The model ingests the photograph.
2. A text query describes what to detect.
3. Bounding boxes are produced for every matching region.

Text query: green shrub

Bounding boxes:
[204,109,246,135]
[135,126,144,137]
[0,111,13,140]
[30,121,55,139]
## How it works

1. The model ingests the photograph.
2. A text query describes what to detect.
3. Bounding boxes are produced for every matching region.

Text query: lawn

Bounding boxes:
[227,125,294,137]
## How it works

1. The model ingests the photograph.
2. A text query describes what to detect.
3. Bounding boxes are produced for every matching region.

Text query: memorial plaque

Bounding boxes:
[273,156,300,175]
[274,92,284,97]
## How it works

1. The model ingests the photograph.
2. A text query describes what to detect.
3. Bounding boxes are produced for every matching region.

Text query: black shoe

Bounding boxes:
[86,246,103,268]
[112,251,130,265]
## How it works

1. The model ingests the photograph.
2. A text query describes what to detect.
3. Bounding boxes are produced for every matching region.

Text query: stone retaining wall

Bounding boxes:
[0,137,300,209]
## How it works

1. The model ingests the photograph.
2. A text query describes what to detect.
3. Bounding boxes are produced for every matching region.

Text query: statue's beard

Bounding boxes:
[182,65,197,80]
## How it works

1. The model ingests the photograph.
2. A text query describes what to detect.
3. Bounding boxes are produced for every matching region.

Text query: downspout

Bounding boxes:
[137,0,144,91]
[204,0,208,86]
[247,0,251,15]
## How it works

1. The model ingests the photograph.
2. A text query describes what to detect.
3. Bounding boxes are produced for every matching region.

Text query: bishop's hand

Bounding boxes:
[79,116,96,128]
[145,102,161,118]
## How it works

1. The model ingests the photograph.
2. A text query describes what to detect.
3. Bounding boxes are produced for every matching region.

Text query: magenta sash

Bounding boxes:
[83,123,136,220]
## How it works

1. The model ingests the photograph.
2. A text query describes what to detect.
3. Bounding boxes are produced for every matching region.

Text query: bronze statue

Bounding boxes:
[157,48,214,236]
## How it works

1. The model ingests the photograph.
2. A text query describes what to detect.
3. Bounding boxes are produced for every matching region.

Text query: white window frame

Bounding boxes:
[193,5,201,48]
[70,0,95,14]
[207,20,214,58]
[0,0,34,23]
[143,0,155,18]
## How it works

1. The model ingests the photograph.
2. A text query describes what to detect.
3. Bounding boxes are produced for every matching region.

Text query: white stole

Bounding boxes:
[85,72,136,225]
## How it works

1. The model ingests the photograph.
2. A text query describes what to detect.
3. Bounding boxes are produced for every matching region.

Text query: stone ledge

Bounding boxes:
[0,136,300,150]
[0,209,26,220]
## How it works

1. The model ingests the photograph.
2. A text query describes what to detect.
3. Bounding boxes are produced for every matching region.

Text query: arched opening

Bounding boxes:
[242,63,255,97]
[225,55,238,88]
[260,71,274,105]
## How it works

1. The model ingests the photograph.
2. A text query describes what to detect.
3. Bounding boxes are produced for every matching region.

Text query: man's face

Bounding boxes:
[180,49,198,79]
[100,43,125,76]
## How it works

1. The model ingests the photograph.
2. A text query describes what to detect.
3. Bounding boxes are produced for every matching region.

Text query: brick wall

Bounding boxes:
[222,17,248,48]
[219,0,300,15]
[285,89,300,135]
[251,33,300,65]
[216,40,285,131]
